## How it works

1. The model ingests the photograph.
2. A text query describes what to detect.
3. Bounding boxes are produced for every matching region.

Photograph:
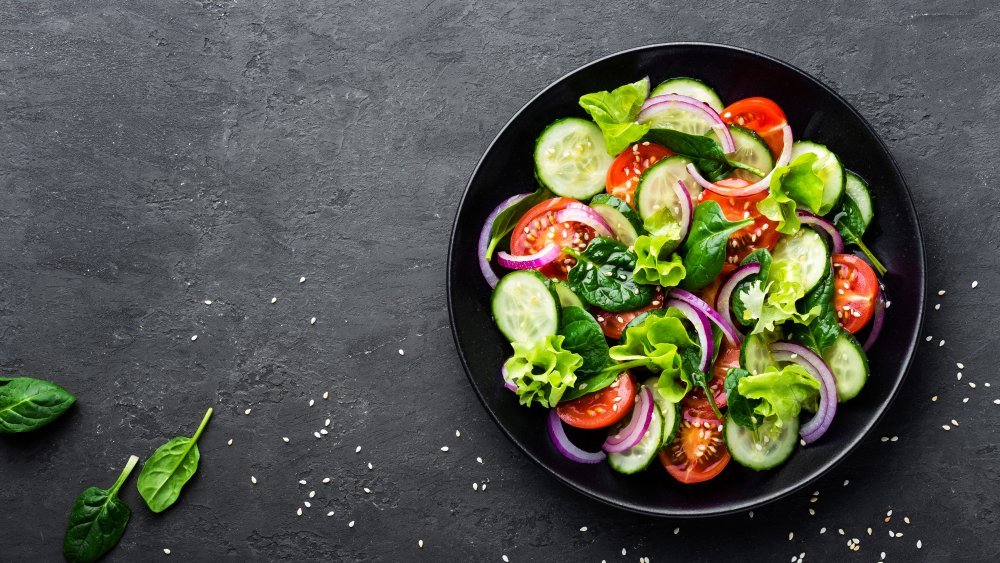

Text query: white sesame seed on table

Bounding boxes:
[303,501,311,508]
[204,300,212,305]
[972,280,979,288]
[227,439,233,446]
[271,297,277,304]
[299,480,307,485]
[455,429,460,437]
[674,527,680,535]
[251,476,256,484]
[299,276,305,283]
[820,527,826,534]
[348,521,355,528]
[308,490,315,498]
[367,462,373,470]
[322,391,329,399]
[322,477,331,483]
[579,526,587,532]
[326,511,334,517]
[190,334,198,341]
[472,483,478,490]
[310,317,316,325]
[325,418,330,426]
[477,457,483,464]
[164,548,171,555]
[440,446,449,452]
[282,437,289,443]
[398,349,405,356]
[843,480,849,486]
[308,399,314,407]
[502,555,509,562]
[418,539,424,549]
[296,508,302,516]
[355,446,361,453]
[244,408,251,415]
[788,532,794,540]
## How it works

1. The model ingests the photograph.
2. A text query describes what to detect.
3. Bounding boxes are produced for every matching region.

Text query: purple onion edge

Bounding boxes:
[602,386,654,453]
[666,299,713,373]
[771,342,838,444]
[547,409,606,464]
[477,193,530,288]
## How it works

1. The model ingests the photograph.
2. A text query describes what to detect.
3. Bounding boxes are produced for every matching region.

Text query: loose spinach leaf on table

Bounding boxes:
[724,368,761,432]
[63,455,139,563]
[484,187,552,260]
[565,237,655,312]
[0,377,76,433]
[643,128,766,181]
[680,201,753,290]
[137,408,213,513]
[834,196,887,276]
[789,266,840,353]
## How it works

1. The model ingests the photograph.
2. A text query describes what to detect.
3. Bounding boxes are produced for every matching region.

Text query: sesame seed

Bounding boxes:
[580,526,588,532]
[810,497,818,503]
[296,508,302,516]
[355,446,361,453]
[867,527,873,535]
[191,334,198,341]
[323,477,331,484]
[314,432,321,439]
[917,540,923,549]
[308,399,315,407]
[251,476,257,484]
[788,532,794,541]
[925,335,933,341]
[957,362,965,369]
[398,349,405,356]
[364,487,371,494]
[932,396,938,401]
[994,399,1000,405]
[327,511,334,516]
[808,508,815,515]
[963,397,969,403]
[271,297,277,304]
[367,462,373,470]
[881,551,886,559]
[958,373,963,380]
[843,479,849,486]
[299,276,306,283]
[939,340,945,347]
[820,527,827,534]
[282,437,289,443]
[970,382,977,388]
[204,300,212,305]
[299,480,307,485]
[972,280,979,288]
[349,521,355,528]
[323,391,329,399]
[622,548,627,556]
[938,290,946,296]
[477,457,484,464]
[942,425,951,431]
[455,430,461,438]
[904,516,911,524]
[503,556,509,563]
[164,549,171,555]
[309,490,315,498]
[310,317,316,325]
[889,530,895,537]
[227,439,233,446]
[325,419,331,427]
[881,436,889,442]
[320,429,328,436]
[934,304,940,310]
[890,436,898,442]
[303,501,311,508]
[244,408,251,415]
[418,540,424,549]
[951,419,959,426]
[749,511,754,518]
[440,446,449,452]
[838,529,845,535]
[674,527,680,535]
[473,483,478,490]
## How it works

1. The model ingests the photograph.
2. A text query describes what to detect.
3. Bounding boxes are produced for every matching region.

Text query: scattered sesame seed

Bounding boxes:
[932,395,938,401]
[299,480,307,485]
[418,540,424,549]
[473,483,478,491]
[503,556,510,563]
[296,508,302,516]
[481,483,487,491]
[477,457,483,464]
[440,446,449,452]
[881,436,889,442]
[917,540,922,549]
[355,446,361,453]
[925,335,933,341]
[963,397,969,403]
[271,297,277,304]
[939,340,945,347]
[942,425,951,431]
[367,462,373,470]
[251,476,257,484]
[455,430,461,438]
[363,487,371,494]
[622,548,627,556]
[972,280,979,288]
[308,490,315,498]
[323,391,329,399]
[810,496,818,503]
[820,527,827,534]
[309,399,315,407]
[838,529,845,535]
[204,300,213,304]
[951,419,959,426]
[749,511,754,518]
[957,362,965,369]
[799,439,806,446]
[299,276,306,283]
[349,521,355,528]
[994,399,1000,405]
[327,511,334,517]
[808,508,815,515]
[958,372,963,380]
[887,509,893,516]
[674,527,680,534]
[889,530,895,537]
[938,290,946,296]
[843,479,850,486]
[904,516,911,524]
[310,317,316,325]
[191,334,198,341]
[282,437,289,443]
[867,527,873,536]
[890,436,898,442]
[244,408,251,415]
[323,477,331,484]
[934,304,941,310]
[303,501,311,508]
[227,439,233,446]
[970,382,977,388]
[580,526,588,532]
[314,432,321,439]
[788,532,794,541]
[398,349,405,356]
[881,551,886,560]
[164,548,171,555]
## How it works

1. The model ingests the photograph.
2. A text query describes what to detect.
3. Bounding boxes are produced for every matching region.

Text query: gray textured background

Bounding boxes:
[1,1,998,561]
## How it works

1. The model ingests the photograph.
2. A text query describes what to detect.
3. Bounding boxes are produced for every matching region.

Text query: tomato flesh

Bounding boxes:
[721,97,788,157]
[592,289,665,340]
[510,197,595,280]
[659,410,730,484]
[832,254,879,333]
[701,183,780,266]
[556,373,636,430]
[605,142,673,207]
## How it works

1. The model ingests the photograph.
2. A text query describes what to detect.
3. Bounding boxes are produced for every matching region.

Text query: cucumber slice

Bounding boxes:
[644,377,680,447]
[791,141,844,214]
[534,118,614,200]
[822,330,869,402]
[608,395,664,474]
[725,416,799,471]
[491,271,559,344]
[552,280,584,309]
[634,155,699,222]
[728,125,775,181]
[590,194,643,246]
[740,333,777,375]
[650,77,724,113]
[771,228,829,292]
[844,171,874,229]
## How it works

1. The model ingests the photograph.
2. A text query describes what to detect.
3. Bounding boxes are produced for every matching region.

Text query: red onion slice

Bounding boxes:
[547,409,606,464]
[500,363,516,393]
[863,288,886,352]
[497,244,561,270]
[685,125,794,197]
[770,342,838,444]
[666,299,713,373]
[674,180,694,243]
[478,193,530,288]
[638,94,736,153]
[717,262,762,332]
[798,211,845,254]
[554,205,614,239]
[670,288,741,347]
[603,386,654,452]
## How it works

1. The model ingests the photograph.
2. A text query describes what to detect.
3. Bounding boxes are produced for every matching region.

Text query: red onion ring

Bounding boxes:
[716,263,762,334]
[638,94,736,153]
[666,299,713,373]
[771,342,838,444]
[500,363,516,393]
[603,386,654,453]
[497,244,560,270]
[670,288,741,347]
[863,288,886,352]
[685,125,794,197]
[555,205,614,239]
[674,180,694,243]
[478,193,530,288]
[547,409,606,464]
[797,211,845,254]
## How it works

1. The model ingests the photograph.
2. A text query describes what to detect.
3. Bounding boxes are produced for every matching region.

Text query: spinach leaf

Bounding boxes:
[741,248,773,280]
[137,408,213,513]
[578,78,651,155]
[566,237,655,312]
[724,368,761,432]
[680,201,753,290]
[558,307,611,377]
[0,377,76,433]
[790,266,840,353]
[63,455,139,563]
[561,369,619,402]
[728,249,774,329]
[643,128,766,180]
[484,187,552,260]
[834,198,888,276]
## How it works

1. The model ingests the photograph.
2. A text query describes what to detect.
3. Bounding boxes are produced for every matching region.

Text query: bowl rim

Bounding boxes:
[446,42,926,517]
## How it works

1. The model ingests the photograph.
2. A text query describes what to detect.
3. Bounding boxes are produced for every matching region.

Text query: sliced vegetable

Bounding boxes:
[649,77,724,112]
[478,193,530,287]
[608,394,665,474]
[790,141,844,215]
[590,194,644,245]
[605,143,673,206]
[716,262,761,332]
[832,254,879,333]
[534,118,614,199]
[727,125,775,180]
[721,97,788,157]
[593,291,664,340]
[552,280,584,309]
[670,288,740,347]
[834,175,887,276]
[823,330,870,402]
[491,270,559,344]
[604,386,654,453]
[554,203,614,239]
[638,94,736,153]
[634,156,697,225]
[548,409,606,464]
[770,342,838,444]
[578,78,651,156]
[797,210,844,254]
[644,376,681,446]
[684,125,793,197]
[770,228,829,293]
[863,289,886,352]
[659,414,730,484]
[511,197,596,280]
[496,243,561,270]
[666,299,712,373]
[725,415,799,470]
[557,372,636,429]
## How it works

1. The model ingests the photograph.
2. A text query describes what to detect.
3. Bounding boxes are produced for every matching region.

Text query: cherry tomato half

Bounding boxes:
[832,254,879,333]
[659,409,730,484]
[701,182,781,266]
[605,142,673,207]
[510,197,595,280]
[556,373,636,430]
[721,97,788,157]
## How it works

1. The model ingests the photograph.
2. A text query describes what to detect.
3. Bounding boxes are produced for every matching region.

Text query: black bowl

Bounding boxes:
[447,43,925,517]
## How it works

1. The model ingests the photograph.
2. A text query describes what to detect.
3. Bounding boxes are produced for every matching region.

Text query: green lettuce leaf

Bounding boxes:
[578,79,651,156]
[756,153,826,235]
[633,234,686,287]
[738,258,821,334]
[608,313,696,402]
[504,335,582,408]
[737,364,821,423]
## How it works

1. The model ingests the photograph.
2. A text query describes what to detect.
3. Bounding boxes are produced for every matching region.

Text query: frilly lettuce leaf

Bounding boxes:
[757,152,826,235]
[578,78,651,156]
[608,313,695,402]
[737,364,821,424]
[504,335,582,408]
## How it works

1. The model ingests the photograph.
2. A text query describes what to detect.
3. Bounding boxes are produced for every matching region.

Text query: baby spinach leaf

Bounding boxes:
[63,455,139,563]
[790,267,840,353]
[484,187,552,260]
[834,198,887,276]
[643,128,766,180]
[565,237,655,312]
[578,78,651,155]
[741,248,773,280]
[137,408,213,513]
[0,377,76,433]
[561,370,619,402]
[724,368,761,432]
[558,306,611,377]
[680,201,753,290]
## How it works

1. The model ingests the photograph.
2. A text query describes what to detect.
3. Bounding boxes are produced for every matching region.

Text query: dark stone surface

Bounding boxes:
[0,1,997,561]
